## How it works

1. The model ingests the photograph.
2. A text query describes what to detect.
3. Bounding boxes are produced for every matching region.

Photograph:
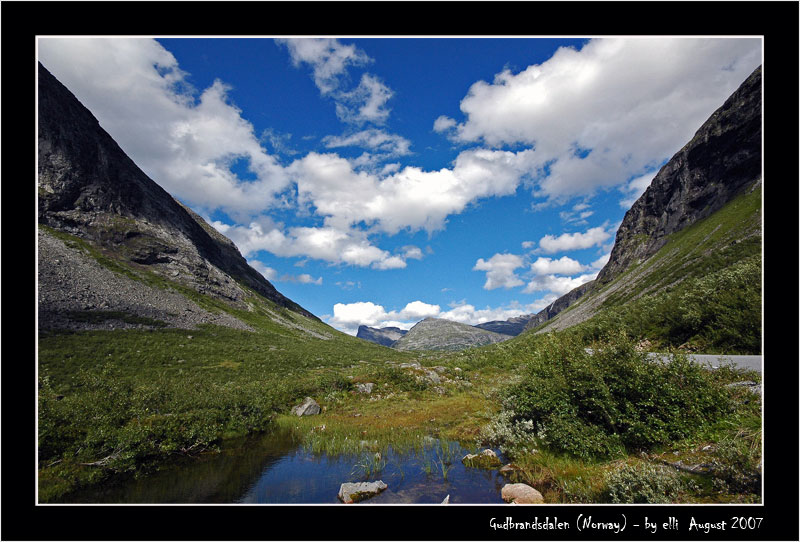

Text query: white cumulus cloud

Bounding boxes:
[473,253,526,290]
[275,37,371,95]
[538,226,612,254]
[446,37,761,202]
[530,256,586,276]
[523,272,598,296]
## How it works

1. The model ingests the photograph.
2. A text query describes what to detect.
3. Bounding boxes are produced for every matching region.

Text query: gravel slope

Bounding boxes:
[37,228,252,332]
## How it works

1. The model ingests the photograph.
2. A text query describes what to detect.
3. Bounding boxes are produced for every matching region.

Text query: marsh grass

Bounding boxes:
[428,439,460,480]
[350,451,387,479]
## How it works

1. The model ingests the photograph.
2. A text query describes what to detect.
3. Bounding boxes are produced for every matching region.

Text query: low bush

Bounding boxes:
[710,430,762,495]
[499,331,733,460]
[373,366,428,392]
[604,462,695,503]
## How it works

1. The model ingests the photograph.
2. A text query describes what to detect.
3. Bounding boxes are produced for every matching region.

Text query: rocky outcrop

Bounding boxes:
[37,228,253,331]
[37,62,316,328]
[392,318,512,351]
[356,325,407,347]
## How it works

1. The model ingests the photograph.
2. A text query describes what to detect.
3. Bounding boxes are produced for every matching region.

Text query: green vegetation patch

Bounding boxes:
[494,332,734,460]
[604,461,697,503]
[602,186,761,309]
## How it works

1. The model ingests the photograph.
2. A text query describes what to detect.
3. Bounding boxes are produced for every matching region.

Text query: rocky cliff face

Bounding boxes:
[37,62,316,329]
[356,325,407,347]
[522,65,762,333]
[392,318,512,351]
[596,66,762,285]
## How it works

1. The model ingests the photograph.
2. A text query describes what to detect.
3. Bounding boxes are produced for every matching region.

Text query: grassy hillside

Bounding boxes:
[535,182,762,354]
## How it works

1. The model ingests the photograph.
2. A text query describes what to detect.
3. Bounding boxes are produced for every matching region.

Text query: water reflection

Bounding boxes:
[62,431,509,504]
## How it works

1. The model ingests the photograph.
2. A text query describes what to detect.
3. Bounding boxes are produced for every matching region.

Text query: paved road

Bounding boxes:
[647,353,762,374]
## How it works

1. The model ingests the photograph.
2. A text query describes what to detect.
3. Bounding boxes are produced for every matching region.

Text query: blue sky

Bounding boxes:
[37,37,762,334]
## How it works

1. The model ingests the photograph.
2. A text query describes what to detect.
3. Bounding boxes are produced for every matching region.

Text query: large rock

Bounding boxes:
[291,397,321,416]
[501,483,544,504]
[338,480,387,503]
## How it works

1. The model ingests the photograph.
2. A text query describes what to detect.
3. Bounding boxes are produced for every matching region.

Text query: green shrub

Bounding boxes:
[315,370,353,394]
[500,332,732,460]
[710,432,762,495]
[374,366,428,392]
[604,462,694,503]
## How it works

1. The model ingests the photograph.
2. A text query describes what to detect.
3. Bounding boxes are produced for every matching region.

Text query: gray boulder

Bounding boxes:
[291,397,321,416]
[356,382,375,394]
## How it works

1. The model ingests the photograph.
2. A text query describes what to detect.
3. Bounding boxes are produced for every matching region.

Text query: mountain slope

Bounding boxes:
[473,315,531,336]
[392,318,512,351]
[356,325,408,347]
[523,65,762,335]
[37,62,318,332]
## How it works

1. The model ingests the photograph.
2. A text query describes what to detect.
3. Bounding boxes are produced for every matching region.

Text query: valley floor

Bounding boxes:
[37,322,762,505]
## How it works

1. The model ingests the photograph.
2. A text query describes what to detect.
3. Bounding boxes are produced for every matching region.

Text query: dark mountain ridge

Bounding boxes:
[595,65,762,286]
[356,325,408,347]
[37,62,316,329]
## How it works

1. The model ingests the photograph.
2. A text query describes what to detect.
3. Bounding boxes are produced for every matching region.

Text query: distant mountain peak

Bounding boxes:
[392,318,512,352]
